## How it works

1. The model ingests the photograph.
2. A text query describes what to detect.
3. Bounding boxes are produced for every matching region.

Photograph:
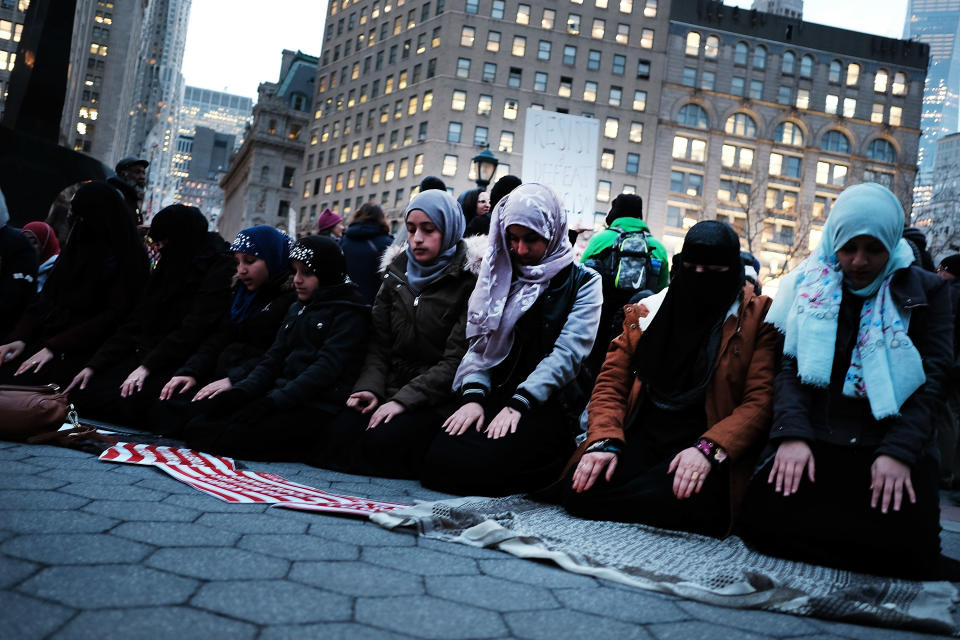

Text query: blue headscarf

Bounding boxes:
[403,190,465,295]
[767,183,923,419]
[229,225,293,323]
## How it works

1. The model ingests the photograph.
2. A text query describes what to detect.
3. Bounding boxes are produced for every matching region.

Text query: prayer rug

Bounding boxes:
[372,494,960,636]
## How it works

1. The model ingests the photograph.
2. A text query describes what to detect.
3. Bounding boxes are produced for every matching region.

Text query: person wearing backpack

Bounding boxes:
[581,194,669,380]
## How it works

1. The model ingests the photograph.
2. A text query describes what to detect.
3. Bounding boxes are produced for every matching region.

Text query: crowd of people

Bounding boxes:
[1,168,958,581]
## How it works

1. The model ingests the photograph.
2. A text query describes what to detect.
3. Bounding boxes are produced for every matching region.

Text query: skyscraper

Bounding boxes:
[0,0,28,122]
[902,0,960,205]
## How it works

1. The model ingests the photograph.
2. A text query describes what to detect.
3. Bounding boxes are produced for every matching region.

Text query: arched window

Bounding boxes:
[704,35,719,59]
[874,69,888,93]
[829,60,842,83]
[867,139,897,163]
[800,54,814,78]
[821,130,851,154]
[892,72,907,95]
[781,51,795,74]
[753,45,767,69]
[685,31,700,56]
[846,63,860,86]
[260,165,270,182]
[724,113,757,138]
[734,41,748,65]
[677,103,709,129]
[774,121,804,146]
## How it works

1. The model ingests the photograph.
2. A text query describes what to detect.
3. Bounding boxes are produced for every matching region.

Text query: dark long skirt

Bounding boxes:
[738,442,941,579]
[317,405,447,479]
[562,439,731,538]
[419,402,576,497]
[67,354,174,430]
[0,344,91,389]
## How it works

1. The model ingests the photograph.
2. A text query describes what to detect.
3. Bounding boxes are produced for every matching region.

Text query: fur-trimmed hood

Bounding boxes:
[380,234,487,276]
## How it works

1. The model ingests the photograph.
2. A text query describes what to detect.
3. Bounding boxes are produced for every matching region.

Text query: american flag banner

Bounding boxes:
[98,442,410,515]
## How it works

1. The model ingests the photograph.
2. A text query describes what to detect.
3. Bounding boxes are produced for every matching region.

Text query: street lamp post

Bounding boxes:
[471,148,499,189]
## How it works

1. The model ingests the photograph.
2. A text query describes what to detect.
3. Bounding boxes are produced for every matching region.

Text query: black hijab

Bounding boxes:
[147,204,220,301]
[632,220,744,408]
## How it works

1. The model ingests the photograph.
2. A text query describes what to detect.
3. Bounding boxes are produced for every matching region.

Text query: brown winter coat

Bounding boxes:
[351,236,484,411]
[570,283,779,520]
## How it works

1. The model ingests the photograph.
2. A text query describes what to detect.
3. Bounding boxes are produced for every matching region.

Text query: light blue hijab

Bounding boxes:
[403,190,465,295]
[767,183,923,419]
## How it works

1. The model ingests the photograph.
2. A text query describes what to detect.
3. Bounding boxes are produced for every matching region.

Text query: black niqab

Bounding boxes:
[147,204,221,301]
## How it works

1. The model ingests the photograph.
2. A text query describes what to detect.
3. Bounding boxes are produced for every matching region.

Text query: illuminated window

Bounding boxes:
[441,154,457,176]
[874,69,888,93]
[478,94,492,115]
[871,103,884,123]
[604,117,619,139]
[825,94,839,114]
[725,113,756,137]
[385,161,395,181]
[892,72,907,96]
[408,95,418,115]
[846,63,859,86]
[597,180,612,202]
[558,76,572,98]
[842,97,856,118]
[414,154,424,175]
[685,31,700,56]
[600,149,615,170]
[542,8,555,29]
[704,35,719,58]
[629,121,643,143]
[460,25,475,46]
[422,90,433,111]
[399,157,409,178]
[503,99,518,119]
[451,90,466,110]
[517,4,530,24]
[486,30,501,52]
[512,35,526,56]
[567,13,580,35]
[0,20,11,40]
[774,122,804,146]
[592,18,605,39]
[816,161,847,187]
[498,131,514,153]
[721,144,753,170]
[889,106,902,126]
[639,28,653,49]
[583,81,597,102]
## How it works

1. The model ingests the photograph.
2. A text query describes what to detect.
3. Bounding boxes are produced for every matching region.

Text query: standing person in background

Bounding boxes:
[421,183,602,496]
[0,182,149,387]
[0,187,38,338]
[316,208,345,239]
[22,222,60,291]
[341,203,393,304]
[457,188,484,228]
[467,175,522,237]
[108,156,148,225]
[419,176,447,192]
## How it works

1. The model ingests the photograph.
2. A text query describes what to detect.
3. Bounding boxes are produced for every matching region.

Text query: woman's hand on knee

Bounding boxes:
[0,340,26,366]
[442,402,484,436]
[160,375,197,401]
[367,401,405,430]
[120,365,150,398]
[191,377,230,402]
[870,455,916,514]
[571,452,618,493]
[768,439,815,497]
[668,447,711,499]
[14,347,54,376]
[347,391,379,414]
[485,407,521,439]
[65,367,94,393]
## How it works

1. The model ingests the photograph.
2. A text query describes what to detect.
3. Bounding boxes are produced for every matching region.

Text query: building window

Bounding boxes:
[731,76,745,97]
[734,42,748,66]
[414,154,424,175]
[486,30,501,52]
[795,89,810,110]
[538,39,551,61]
[753,45,766,69]
[534,71,548,92]
[451,89,466,110]
[766,188,798,213]
[600,149,615,170]
[825,93,839,114]
[442,154,457,176]
[499,131,514,153]
[567,13,581,35]
[612,54,626,75]
[725,113,757,138]
[460,25,475,46]
[769,153,802,179]
[559,76,572,98]
[846,63,860,86]
[777,86,792,105]
[491,0,504,18]
[474,126,489,146]
[583,81,597,102]
[892,72,907,96]
[704,35,719,59]
[542,8,556,28]
[821,130,850,154]
[721,144,754,170]
[608,86,623,106]
[604,117,619,138]
[781,51,795,75]
[597,180,612,202]
[871,103,884,123]
[562,45,576,66]
[670,170,703,197]
[456,57,471,78]
[816,161,848,187]
[447,121,462,143]
[616,23,629,44]
[774,121,804,146]
[682,67,696,87]
[508,67,522,87]
[685,31,700,56]
[482,62,496,82]
[672,135,706,162]
[503,99,519,119]
[842,97,856,118]
[587,49,601,71]
[800,54,814,78]
[419,121,428,141]
[632,90,646,111]
[700,71,715,91]
[512,35,526,56]
[829,60,842,83]
[745,80,762,100]
[867,138,896,163]
[889,106,902,126]
[592,18,605,39]
[677,104,709,129]
[465,0,478,13]
[517,4,531,24]
[423,90,433,110]
[639,28,654,49]
[637,59,650,78]
[718,179,750,205]
[478,93,492,115]
[629,121,643,143]
[874,69,888,93]
[863,169,894,188]
[625,152,640,174]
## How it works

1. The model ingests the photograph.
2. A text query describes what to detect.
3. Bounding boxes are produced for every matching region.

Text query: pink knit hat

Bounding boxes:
[316,208,343,233]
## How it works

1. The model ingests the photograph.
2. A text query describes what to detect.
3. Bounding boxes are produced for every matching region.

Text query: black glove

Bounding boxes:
[232,396,277,426]
[203,388,251,419]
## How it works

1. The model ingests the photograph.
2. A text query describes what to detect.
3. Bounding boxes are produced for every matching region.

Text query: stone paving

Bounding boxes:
[0,438,957,639]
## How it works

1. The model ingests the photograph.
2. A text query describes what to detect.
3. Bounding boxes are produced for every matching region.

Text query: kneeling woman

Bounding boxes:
[739,183,952,578]
[318,190,482,477]
[420,183,602,496]
[563,221,778,538]
[183,236,370,461]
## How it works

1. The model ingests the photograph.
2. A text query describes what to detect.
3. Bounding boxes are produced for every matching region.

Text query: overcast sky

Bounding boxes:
[181,0,910,102]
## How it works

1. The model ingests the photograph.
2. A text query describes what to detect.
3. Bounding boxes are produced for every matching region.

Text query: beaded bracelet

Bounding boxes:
[695,437,728,466]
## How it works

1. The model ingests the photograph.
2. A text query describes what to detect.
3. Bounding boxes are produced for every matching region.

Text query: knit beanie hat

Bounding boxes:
[489,175,522,208]
[940,254,960,278]
[290,235,346,286]
[605,193,643,226]
[316,208,343,233]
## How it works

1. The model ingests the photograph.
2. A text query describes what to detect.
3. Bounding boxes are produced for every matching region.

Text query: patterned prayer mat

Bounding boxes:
[372,494,960,636]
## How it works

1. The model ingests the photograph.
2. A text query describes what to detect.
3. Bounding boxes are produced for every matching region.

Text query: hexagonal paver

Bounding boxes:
[478,558,599,588]
[0,460,48,475]
[195,512,308,534]
[60,481,169,502]
[0,489,89,510]
[19,565,197,608]
[647,620,773,640]
[426,575,560,612]
[111,521,240,547]
[0,472,67,490]
[0,509,117,533]
[192,580,351,625]
[310,522,417,547]
[675,600,817,636]
[0,553,38,588]
[2,533,152,565]
[82,500,200,522]
[553,586,688,624]
[289,561,424,596]
[363,547,479,576]
[58,606,258,639]
[146,547,289,580]
[238,533,359,561]
[40,468,129,483]
[356,594,507,639]
[505,609,653,640]
[162,493,272,512]
[0,591,74,638]
[804,618,941,640]
[260,622,409,639]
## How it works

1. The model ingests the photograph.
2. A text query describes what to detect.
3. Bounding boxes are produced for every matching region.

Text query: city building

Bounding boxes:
[648,0,927,279]
[58,0,148,164]
[0,0,28,122]
[219,49,318,241]
[902,0,960,207]
[915,131,960,259]
[171,86,252,226]
[124,0,192,219]
[298,0,668,225]
[749,0,802,20]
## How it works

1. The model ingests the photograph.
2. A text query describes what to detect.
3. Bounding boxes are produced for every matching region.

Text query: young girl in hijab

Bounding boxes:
[563,220,778,537]
[0,182,149,387]
[420,183,603,496]
[153,225,295,431]
[183,235,370,461]
[22,221,60,291]
[65,204,235,425]
[739,183,953,579]
[318,190,484,477]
